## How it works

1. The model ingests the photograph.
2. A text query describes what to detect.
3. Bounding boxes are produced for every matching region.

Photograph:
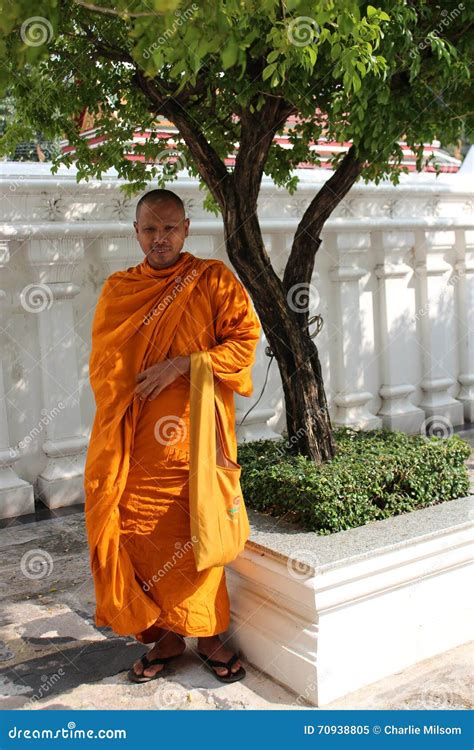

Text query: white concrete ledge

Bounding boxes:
[1,215,474,239]
[226,496,474,706]
[1,161,473,192]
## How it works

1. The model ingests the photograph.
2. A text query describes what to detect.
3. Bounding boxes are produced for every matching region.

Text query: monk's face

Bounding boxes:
[133,199,190,269]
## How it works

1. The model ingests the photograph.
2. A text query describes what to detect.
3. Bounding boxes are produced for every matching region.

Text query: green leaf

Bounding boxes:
[267,49,280,63]
[307,46,317,66]
[152,50,164,69]
[221,39,239,69]
[262,62,277,80]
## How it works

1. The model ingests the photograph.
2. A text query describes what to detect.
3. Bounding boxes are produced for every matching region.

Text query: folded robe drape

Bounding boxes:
[84,250,261,636]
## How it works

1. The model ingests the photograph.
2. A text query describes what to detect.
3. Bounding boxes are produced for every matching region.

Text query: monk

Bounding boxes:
[84,188,261,684]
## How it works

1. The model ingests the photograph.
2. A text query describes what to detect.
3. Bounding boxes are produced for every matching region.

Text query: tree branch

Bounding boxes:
[133,70,230,208]
[234,96,296,208]
[283,144,364,294]
[74,0,163,17]
[77,24,134,63]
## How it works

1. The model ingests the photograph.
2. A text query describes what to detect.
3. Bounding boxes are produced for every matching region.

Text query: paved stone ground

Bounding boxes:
[0,434,472,711]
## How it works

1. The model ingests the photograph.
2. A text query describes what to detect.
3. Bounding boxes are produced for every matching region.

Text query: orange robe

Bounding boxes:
[84,250,261,642]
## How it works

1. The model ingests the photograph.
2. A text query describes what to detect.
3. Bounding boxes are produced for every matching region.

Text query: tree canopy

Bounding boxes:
[1,0,472,211]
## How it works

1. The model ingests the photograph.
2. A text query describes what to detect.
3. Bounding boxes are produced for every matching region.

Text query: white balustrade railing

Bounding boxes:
[0,160,473,518]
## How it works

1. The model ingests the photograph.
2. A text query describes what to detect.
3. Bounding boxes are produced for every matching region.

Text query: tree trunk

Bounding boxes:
[223,206,335,464]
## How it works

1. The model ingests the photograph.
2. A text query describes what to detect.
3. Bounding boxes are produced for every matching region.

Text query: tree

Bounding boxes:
[1,0,472,463]
[0,95,61,160]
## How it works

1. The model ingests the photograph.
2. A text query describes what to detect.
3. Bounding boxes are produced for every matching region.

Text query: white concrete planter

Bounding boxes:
[226,495,474,706]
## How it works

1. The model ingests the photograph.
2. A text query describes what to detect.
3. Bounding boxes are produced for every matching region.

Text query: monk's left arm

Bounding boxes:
[203,263,262,396]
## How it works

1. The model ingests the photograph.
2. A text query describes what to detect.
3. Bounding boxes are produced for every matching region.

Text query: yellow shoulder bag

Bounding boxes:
[188,350,250,572]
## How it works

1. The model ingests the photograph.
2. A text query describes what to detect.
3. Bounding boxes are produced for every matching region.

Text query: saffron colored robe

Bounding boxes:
[84,250,261,642]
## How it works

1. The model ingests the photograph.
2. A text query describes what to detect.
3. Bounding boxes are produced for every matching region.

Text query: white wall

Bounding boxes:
[0,158,473,517]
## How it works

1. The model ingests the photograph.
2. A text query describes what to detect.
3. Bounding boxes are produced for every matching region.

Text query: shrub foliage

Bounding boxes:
[238,427,471,534]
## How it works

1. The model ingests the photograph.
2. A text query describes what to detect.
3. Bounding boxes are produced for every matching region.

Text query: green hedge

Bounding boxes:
[237,427,471,535]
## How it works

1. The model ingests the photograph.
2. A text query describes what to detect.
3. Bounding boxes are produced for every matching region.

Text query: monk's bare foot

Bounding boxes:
[132,629,186,678]
[197,634,242,677]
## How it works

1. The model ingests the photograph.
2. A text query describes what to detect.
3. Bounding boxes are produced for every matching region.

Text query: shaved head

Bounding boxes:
[135,189,185,220]
[133,188,190,270]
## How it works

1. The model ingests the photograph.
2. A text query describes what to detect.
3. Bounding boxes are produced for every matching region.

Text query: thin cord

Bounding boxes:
[237,351,274,427]
[237,314,324,428]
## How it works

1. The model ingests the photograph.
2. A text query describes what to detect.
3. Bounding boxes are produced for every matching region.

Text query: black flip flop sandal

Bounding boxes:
[128,652,176,683]
[198,651,246,683]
